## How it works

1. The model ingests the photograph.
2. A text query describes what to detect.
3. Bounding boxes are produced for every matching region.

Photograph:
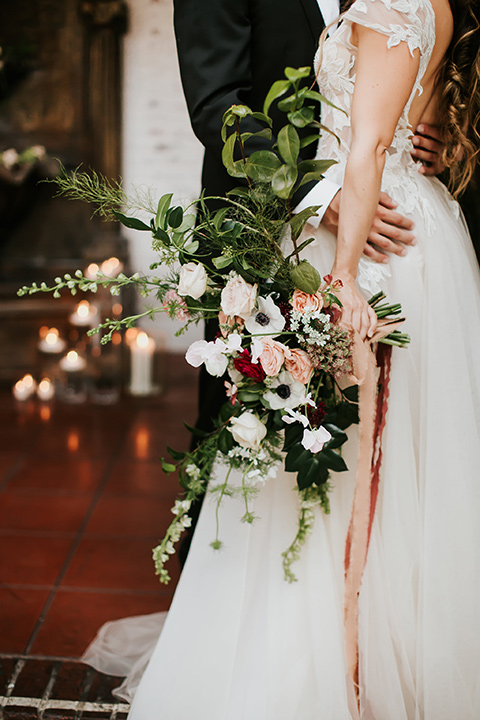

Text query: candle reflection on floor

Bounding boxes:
[135,427,150,459]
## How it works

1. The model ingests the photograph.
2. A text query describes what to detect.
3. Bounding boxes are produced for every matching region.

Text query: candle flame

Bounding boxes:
[67,350,79,363]
[46,329,59,345]
[112,332,122,346]
[137,332,150,349]
[15,380,25,392]
[125,327,138,345]
[22,374,35,389]
[85,263,99,279]
[39,326,49,339]
[112,303,122,316]
[39,378,52,392]
[77,300,90,318]
[67,430,80,453]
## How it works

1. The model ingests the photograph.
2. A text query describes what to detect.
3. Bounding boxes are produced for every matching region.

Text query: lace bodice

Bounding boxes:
[316,0,435,171]
[313,0,459,291]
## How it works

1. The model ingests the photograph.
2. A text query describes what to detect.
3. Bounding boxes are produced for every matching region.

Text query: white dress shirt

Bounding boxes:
[294,0,341,226]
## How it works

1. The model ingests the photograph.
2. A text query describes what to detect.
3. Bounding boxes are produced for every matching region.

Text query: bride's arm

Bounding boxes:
[333,25,420,339]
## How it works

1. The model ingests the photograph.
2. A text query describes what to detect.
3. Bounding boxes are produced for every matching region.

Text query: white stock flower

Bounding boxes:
[178,262,208,299]
[282,408,309,427]
[221,274,257,318]
[245,296,285,336]
[263,370,307,410]
[301,427,332,454]
[229,411,267,450]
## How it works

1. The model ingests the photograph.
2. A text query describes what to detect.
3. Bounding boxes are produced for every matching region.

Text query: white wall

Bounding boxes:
[122,0,204,350]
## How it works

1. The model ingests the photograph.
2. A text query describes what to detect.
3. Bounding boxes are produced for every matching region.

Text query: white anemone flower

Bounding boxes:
[263,370,306,410]
[245,296,285,336]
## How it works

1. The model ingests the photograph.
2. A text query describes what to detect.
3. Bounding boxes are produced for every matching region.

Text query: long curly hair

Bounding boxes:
[438,0,480,197]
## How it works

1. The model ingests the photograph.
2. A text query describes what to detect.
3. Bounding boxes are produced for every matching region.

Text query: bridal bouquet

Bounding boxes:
[18,67,409,582]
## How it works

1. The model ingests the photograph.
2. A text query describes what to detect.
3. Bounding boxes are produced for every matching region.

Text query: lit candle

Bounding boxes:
[22,374,37,395]
[129,331,155,396]
[37,377,55,401]
[100,256,123,278]
[84,263,99,280]
[38,328,66,354]
[13,379,31,401]
[60,350,87,373]
[69,300,97,327]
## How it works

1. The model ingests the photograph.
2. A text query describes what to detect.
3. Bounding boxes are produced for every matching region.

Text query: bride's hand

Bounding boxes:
[335,276,377,341]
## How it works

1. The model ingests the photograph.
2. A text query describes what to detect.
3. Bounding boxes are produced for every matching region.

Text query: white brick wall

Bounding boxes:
[122,0,204,350]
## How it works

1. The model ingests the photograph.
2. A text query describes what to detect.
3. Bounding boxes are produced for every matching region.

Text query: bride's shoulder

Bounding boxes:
[343,0,434,52]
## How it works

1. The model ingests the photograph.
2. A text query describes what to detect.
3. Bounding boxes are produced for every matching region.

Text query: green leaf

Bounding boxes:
[285,442,313,472]
[284,66,311,82]
[112,211,151,231]
[321,449,348,473]
[304,89,345,113]
[278,88,307,113]
[325,401,359,430]
[271,164,298,199]
[183,240,199,254]
[219,403,238,423]
[218,428,235,455]
[213,206,230,231]
[277,125,300,165]
[240,128,272,143]
[343,386,359,402]
[227,187,251,199]
[297,160,338,188]
[244,151,282,183]
[289,206,321,240]
[161,458,176,473]
[167,206,184,229]
[184,422,210,437]
[251,111,273,127]
[167,446,186,461]
[283,423,304,452]
[298,159,338,175]
[222,133,247,179]
[263,79,291,116]
[230,104,253,118]
[297,456,329,490]
[299,134,321,149]
[212,255,233,269]
[237,389,262,403]
[287,107,316,128]
[153,227,170,243]
[155,193,173,228]
[322,423,348,450]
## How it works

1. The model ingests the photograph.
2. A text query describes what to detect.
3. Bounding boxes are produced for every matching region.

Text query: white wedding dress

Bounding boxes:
[84,1,480,717]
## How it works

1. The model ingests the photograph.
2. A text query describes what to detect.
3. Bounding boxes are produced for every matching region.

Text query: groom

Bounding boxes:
[173,0,444,558]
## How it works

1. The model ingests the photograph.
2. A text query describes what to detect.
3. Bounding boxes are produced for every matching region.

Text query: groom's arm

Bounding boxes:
[173,0,272,160]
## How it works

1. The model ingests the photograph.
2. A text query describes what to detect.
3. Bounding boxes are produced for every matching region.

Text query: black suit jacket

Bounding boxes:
[174,0,326,201]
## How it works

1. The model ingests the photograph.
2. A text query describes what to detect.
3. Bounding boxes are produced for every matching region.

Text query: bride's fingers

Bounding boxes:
[367,306,378,338]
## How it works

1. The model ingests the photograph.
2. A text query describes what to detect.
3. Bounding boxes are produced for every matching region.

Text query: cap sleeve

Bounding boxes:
[343,0,431,56]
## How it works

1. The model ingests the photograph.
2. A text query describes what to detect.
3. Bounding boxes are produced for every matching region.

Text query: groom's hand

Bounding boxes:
[321,190,416,264]
[411,123,445,176]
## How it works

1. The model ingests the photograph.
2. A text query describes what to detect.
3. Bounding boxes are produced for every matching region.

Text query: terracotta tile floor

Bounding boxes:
[0,354,197,660]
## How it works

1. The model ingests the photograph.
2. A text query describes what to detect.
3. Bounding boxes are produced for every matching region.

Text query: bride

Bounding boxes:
[86,0,480,717]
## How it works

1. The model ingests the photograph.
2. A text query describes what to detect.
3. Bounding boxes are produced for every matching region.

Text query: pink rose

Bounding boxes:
[218,311,245,338]
[221,274,257,319]
[259,337,288,377]
[285,348,313,384]
[291,289,323,313]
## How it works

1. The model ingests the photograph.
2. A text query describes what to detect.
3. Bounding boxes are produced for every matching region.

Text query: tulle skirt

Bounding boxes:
[85,172,480,719]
